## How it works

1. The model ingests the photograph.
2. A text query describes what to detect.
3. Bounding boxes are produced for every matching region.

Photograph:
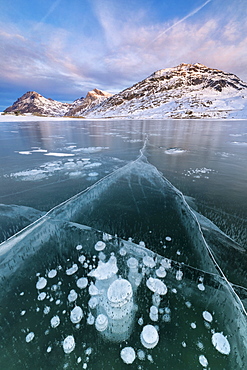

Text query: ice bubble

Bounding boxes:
[66,264,78,276]
[20,310,26,316]
[107,279,133,307]
[146,277,167,295]
[76,277,88,289]
[147,354,154,363]
[199,355,208,367]
[119,247,127,256]
[83,364,87,369]
[138,317,144,326]
[211,332,230,355]
[176,270,183,281]
[137,349,145,360]
[77,357,82,364]
[120,347,136,364]
[76,244,83,250]
[85,347,92,356]
[150,305,159,321]
[48,269,57,278]
[182,341,187,348]
[203,311,213,323]
[161,258,171,269]
[165,236,172,242]
[20,292,25,296]
[78,255,86,264]
[44,306,50,315]
[36,277,47,290]
[197,341,204,350]
[94,241,106,251]
[68,289,78,302]
[63,335,75,354]
[197,283,205,291]
[88,296,99,309]
[70,306,83,324]
[172,288,177,293]
[140,325,159,349]
[162,313,171,322]
[25,332,35,343]
[98,251,106,261]
[47,346,52,353]
[143,256,156,268]
[155,266,167,278]
[185,301,192,308]
[87,313,95,325]
[191,322,197,329]
[152,292,161,307]
[95,314,108,332]
[37,292,46,301]
[164,307,171,314]
[139,241,145,247]
[127,257,139,269]
[50,315,60,328]
[88,172,98,177]
[88,282,100,296]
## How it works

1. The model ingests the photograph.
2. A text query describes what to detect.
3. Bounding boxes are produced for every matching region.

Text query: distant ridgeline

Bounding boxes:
[4,63,247,119]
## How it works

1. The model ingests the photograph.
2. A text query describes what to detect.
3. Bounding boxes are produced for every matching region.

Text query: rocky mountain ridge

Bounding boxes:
[86,63,247,119]
[3,63,247,119]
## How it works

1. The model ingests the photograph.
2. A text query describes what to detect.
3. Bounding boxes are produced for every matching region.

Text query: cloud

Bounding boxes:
[0,0,247,107]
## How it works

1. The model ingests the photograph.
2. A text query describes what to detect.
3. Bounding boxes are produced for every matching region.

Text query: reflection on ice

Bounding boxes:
[0,151,246,369]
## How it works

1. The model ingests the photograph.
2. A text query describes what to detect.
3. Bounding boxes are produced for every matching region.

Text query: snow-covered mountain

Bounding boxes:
[65,88,112,116]
[86,63,247,119]
[4,91,71,116]
[4,64,247,119]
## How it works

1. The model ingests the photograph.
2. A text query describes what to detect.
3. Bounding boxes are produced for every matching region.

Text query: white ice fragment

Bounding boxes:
[20,310,26,316]
[66,264,78,276]
[76,277,88,289]
[88,282,99,296]
[185,301,192,308]
[88,255,118,280]
[139,241,145,247]
[120,347,136,364]
[95,314,108,332]
[143,256,156,268]
[94,241,106,251]
[85,347,92,356]
[37,292,46,301]
[176,270,183,281]
[78,255,86,264]
[103,232,112,241]
[48,269,57,278]
[198,283,205,291]
[47,346,52,353]
[199,355,208,367]
[147,354,154,363]
[20,292,25,296]
[63,335,75,354]
[25,332,35,343]
[155,266,167,278]
[77,357,82,364]
[172,288,177,293]
[50,315,60,328]
[211,332,230,355]
[36,277,47,290]
[146,277,167,295]
[70,306,83,324]
[203,311,213,323]
[76,244,83,250]
[140,325,159,349]
[68,289,78,302]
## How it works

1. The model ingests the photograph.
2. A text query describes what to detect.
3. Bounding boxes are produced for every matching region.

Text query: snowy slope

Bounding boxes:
[66,89,113,116]
[86,63,247,119]
[4,91,71,116]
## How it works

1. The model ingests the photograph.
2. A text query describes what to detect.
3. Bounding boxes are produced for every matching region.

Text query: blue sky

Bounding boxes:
[1,0,247,110]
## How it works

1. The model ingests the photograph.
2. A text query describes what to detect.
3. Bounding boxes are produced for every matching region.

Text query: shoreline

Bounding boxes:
[0,113,247,122]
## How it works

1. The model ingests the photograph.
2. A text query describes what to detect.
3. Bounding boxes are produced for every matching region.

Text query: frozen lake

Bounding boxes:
[0,118,246,369]
[0,119,246,244]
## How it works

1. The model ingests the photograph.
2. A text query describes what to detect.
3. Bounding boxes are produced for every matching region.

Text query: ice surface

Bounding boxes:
[0,150,246,369]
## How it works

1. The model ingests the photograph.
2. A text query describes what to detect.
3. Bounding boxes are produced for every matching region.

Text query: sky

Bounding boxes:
[0,0,247,110]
